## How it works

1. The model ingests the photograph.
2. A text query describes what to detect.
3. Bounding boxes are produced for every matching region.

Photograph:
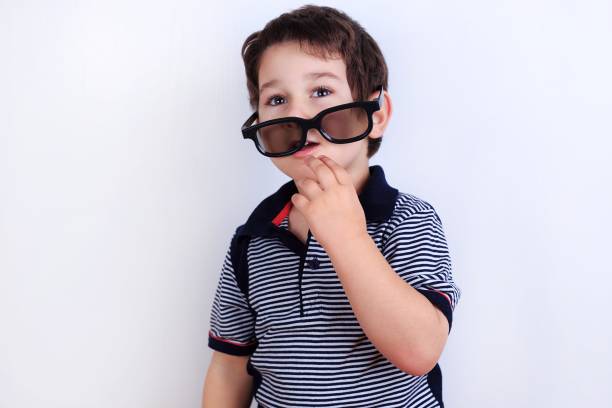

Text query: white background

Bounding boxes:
[2,0,611,407]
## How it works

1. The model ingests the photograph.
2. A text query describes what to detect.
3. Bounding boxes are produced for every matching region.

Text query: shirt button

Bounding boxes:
[307,256,320,269]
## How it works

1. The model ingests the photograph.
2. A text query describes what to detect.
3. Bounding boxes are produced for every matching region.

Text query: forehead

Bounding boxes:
[258,41,347,90]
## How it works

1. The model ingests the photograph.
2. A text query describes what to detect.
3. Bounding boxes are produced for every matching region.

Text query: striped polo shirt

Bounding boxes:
[208,164,461,408]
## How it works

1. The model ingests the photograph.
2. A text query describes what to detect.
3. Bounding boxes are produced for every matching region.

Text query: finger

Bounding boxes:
[318,155,353,185]
[296,177,324,201]
[306,155,338,190]
[291,192,309,212]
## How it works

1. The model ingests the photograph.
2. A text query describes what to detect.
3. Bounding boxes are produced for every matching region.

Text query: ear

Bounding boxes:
[368,89,392,139]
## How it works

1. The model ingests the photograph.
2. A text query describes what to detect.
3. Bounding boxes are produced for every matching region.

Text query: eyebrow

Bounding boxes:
[259,72,342,93]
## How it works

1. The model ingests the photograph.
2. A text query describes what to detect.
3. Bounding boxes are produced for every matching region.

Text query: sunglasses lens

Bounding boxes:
[321,107,369,140]
[256,121,303,155]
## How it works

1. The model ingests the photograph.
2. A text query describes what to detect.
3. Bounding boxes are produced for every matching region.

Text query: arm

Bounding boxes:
[290,156,458,376]
[326,232,449,376]
[201,351,254,408]
[204,229,258,407]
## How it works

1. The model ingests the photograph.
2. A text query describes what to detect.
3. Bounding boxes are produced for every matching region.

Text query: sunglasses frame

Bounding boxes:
[241,85,385,157]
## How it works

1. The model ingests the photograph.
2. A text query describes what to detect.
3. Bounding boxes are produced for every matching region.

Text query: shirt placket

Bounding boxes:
[297,230,323,317]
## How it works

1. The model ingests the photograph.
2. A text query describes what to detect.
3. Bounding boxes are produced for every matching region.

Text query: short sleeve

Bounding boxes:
[382,206,461,333]
[207,231,257,355]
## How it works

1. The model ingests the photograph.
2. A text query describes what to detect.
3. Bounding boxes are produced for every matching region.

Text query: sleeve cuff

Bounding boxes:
[416,289,453,334]
[208,331,257,356]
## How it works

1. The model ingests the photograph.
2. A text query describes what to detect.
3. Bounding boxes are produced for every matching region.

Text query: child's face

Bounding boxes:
[256,40,384,183]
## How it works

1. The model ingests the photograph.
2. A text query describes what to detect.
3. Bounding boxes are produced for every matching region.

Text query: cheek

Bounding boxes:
[327,140,368,163]
[326,139,367,155]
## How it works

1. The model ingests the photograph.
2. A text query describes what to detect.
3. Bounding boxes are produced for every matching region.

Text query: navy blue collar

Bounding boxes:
[238,165,398,238]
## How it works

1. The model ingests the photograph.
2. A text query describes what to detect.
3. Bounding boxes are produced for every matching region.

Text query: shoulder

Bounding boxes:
[387,191,442,226]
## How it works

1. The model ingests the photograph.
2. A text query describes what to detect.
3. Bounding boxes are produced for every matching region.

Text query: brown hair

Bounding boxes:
[241,4,389,158]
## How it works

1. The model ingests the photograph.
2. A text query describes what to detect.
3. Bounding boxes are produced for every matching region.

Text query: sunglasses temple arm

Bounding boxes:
[242,111,258,130]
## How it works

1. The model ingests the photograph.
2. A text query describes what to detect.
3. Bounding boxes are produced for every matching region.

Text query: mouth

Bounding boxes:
[292,141,320,157]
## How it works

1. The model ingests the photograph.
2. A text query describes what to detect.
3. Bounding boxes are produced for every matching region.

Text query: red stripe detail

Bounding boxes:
[272,200,292,226]
[208,330,256,346]
[431,289,452,306]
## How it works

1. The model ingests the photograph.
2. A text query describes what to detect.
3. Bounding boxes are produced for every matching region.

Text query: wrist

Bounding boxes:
[325,229,372,258]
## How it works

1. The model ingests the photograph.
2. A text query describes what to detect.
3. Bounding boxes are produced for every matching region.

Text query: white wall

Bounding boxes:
[1,1,611,407]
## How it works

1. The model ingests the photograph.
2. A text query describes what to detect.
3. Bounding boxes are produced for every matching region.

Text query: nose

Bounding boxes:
[280,102,327,142]
[306,127,322,142]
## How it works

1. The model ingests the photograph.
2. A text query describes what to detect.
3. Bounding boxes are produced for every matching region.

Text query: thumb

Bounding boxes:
[291,193,308,211]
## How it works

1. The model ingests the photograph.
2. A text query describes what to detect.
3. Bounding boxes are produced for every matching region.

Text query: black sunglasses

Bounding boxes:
[241,85,385,157]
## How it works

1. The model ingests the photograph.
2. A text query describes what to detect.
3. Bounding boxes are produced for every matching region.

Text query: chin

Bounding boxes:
[273,156,313,176]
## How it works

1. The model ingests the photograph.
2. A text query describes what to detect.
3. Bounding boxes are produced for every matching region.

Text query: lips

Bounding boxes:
[292,141,320,157]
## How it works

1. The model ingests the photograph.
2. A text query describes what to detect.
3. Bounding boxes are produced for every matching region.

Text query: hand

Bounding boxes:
[291,155,368,249]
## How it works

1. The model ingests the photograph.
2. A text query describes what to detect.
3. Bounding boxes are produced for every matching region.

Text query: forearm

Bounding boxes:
[202,354,253,408]
[325,232,448,376]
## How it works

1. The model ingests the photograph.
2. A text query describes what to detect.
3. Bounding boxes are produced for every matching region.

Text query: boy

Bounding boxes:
[202,5,461,408]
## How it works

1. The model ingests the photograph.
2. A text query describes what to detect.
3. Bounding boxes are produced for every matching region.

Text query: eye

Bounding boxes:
[313,86,332,98]
[266,95,285,106]
[264,86,333,107]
